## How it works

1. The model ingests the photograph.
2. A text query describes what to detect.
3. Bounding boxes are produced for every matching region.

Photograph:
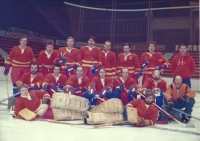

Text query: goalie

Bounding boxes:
[14,84,53,121]
[126,92,158,127]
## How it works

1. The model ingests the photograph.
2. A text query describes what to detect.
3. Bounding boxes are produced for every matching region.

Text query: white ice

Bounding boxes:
[0,80,200,141]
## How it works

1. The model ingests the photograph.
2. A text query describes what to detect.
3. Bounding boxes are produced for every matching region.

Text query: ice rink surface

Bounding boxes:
[0,80,200,141]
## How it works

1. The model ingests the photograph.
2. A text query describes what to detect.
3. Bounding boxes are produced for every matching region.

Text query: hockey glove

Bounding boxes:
[3,63,11,76]
[167,98,174,111]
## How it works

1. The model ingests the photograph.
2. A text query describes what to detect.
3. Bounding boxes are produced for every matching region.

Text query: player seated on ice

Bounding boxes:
[164,75,195,123]
[113,68,138,105]
[42,64,67,96]
[14,84,53,120]
[65,66,90,96]
[83,67,113,106]
[126,92,158,127]
[140,69,167,121]
[16,62,44,92]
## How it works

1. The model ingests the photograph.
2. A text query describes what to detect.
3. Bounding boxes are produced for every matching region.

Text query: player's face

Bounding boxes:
[53,66,60,75]
[121,69,129,79]
[20,87,28,96]
[148,44,155,52]
[152,70,160,80]
[30,65,38,74]
[67,39,74,47]
[99,69,106,78]
[104,42,111,51]
[145,96,154,105]
[179,46,187,55]
[20,38,27,46]
[123,45,130,54]
[174,76,182,88]
[88,39,95,47]
[46,45,53,53]
[76,67,83,77]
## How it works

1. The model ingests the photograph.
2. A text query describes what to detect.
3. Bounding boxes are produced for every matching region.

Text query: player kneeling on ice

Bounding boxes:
[14,84,53,120]
[126,92,158,127]
[164,75,195,123]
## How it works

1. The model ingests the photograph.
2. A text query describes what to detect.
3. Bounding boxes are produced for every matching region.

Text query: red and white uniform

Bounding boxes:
[16,72,44,88]
[37,49,59,76]
[113,76,137,105]
[126,99,158,126]
[117,53,140,79]
[58,47,81,77]
[6,46,36,84]
[90,76,113,104]
[140,78,167,93]
[140,52,169,84]
[101,50,116,76]
[80,46,102,81]
[65,75,90,97]
[42,73,68,95]
[15,90,53,119]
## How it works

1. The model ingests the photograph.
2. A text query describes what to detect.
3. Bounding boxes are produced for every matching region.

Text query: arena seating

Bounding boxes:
[162,51,200,78]
[0,54,5,66]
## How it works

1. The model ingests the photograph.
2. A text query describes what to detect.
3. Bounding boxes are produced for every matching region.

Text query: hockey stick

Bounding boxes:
[46,120,84,125]
[163,104,200,121]
[6,75,10,98]
[137,92,195,128]
[0,93,18,103]
[93,121,128,128]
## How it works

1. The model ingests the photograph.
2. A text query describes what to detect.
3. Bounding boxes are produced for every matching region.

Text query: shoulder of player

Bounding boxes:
[131,53,138,57]
[37,72,44,77]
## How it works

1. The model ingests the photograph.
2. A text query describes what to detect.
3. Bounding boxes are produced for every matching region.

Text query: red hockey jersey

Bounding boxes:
[141,78,167,93]
[6,46,36,67]
[15,90,50,117]
[16,72,44,88]
[80,46,102,68]
[117,53,140,76]
[42,73,68,88]
[89,76,113,94]
[37,49,59,69]
[58,47,82,69]
[140,52,169,75]
[113,76,137,104]
[126,99,158,125]
[101,50,116,76]
[65,74,90,96]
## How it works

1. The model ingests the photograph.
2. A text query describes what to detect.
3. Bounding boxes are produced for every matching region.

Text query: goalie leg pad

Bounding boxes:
[51,92,90,111]
[52,108,85,121]
[84,111,124,125]
[89,98,124,113]
[127,107,139,124]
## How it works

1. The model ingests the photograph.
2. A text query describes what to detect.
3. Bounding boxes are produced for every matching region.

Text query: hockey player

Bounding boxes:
[126,92,158,127]
[140,41,169,85]
[80,36,102,81]
[164,75,195,123]
[16,62,44,91]
[58,36,81,77]
[14,84,53,119]
[117,43,140,81]
[140,69,167,108]
[84,67,113,106]
[113,68,138,105]
[171,44,196,87]
[37,40,59,76]
[42,64,67,96]
[101,40,116,77]
[3,36,36,97]
[65,66,90,97]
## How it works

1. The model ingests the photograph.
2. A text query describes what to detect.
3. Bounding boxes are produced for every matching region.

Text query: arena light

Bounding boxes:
[64,1,199,12]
